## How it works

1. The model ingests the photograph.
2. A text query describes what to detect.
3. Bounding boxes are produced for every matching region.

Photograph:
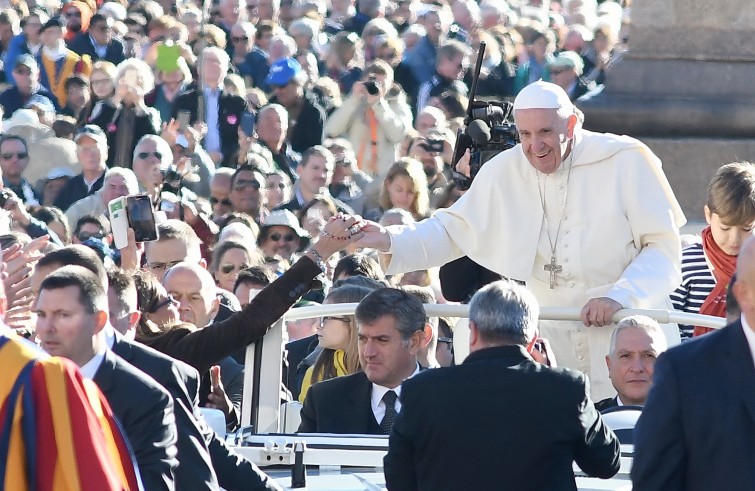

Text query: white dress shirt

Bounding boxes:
[203,87,221,154]
[371,364,420,423]
[78,341,107,379]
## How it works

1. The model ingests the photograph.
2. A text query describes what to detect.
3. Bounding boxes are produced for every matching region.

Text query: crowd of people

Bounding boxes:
[2,0,754,489]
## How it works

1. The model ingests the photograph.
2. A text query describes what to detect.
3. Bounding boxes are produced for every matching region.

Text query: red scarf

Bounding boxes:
[694,226,737,336]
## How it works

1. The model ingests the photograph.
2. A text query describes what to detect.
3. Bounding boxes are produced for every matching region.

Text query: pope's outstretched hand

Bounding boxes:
[353,221,392,252]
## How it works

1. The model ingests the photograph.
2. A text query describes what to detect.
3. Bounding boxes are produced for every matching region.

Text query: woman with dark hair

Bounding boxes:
[210,239,264,292]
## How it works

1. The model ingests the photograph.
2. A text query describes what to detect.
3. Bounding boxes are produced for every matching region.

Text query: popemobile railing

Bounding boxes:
[232,305,726,491]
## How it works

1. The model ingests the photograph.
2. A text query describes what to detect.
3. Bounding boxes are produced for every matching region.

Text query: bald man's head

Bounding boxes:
[162,262,219,327]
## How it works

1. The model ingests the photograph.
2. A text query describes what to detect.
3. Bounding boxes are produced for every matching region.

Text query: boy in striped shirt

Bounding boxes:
[671,162,755,338]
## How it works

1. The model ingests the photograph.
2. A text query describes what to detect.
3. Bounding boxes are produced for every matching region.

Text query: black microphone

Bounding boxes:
[467,119,491,144]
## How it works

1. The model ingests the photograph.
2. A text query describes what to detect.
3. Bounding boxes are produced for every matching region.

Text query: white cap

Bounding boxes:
[513,81,573,111]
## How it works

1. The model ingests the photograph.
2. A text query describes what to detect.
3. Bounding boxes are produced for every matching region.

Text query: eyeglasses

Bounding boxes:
[232,36,249,43]
[269,232,296,242]
[147,260,182,272]
[1,152,28,160]
[550,68,566,75]
[149,295,178,313]
[266,182,287,190]
[220,263,250,274]
[437,337,453,345]
[209,196,232,206]
[137,151,163,160]
[319,316,350,327]
[233,179,261,191]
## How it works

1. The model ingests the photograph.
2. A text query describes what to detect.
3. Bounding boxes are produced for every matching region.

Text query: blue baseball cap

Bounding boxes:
[265,57,302,87]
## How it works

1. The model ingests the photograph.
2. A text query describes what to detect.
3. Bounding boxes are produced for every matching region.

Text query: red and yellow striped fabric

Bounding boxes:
[0,334,142,491]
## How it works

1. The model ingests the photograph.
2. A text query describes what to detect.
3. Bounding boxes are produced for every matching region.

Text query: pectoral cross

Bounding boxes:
[544,255,562,289]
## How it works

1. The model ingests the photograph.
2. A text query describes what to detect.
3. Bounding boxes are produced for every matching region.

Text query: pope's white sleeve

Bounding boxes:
[384,217,464,275]
[606,146,684,308]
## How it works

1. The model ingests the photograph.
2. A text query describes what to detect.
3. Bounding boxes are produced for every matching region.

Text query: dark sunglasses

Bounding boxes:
[437,337,453,345]
[220,263,249,274]
[232,36,249,43]
[1,152,28,160]
[149,295,178,313]
[209,196,232,206]
[77,231,105,242]
[233,179,261,191]
[137,151,163,160]
[269,232,296,242]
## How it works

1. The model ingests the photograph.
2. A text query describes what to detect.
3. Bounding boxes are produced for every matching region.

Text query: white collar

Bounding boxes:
[371,363,420,409]
[79,337,107,379]
[740,315,755,366]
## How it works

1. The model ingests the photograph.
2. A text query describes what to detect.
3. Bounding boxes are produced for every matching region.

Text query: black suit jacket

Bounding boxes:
[595,396,619,412]
[284,334,318,400]
[384,346,621,491]
[172,88,247,166]
[110,333,218,490]
[298,371,382,434]
[93,349,178,491]
[113,333,280,491]
[632,321,755,490]
[68,33,126,65]
[269,91,325,153]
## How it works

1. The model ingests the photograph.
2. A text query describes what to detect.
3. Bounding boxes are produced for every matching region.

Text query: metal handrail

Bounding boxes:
[284,304,728,329]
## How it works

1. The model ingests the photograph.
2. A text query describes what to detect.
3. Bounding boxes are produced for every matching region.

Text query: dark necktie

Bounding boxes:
[380,390,398,435]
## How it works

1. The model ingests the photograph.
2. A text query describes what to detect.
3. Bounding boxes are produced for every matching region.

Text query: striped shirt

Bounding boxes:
[670,243,716,339]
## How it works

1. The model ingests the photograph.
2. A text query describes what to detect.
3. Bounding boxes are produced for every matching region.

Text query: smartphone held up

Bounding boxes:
[109,194,160,250]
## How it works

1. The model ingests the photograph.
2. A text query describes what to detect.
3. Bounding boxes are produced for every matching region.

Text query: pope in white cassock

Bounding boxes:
[355,81,686,400]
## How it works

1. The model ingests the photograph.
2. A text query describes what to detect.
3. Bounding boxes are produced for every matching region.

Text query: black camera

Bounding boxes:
[161,166,184,195]
[364,75,380,96]
[451,42,519,190]
[0,189,12,208]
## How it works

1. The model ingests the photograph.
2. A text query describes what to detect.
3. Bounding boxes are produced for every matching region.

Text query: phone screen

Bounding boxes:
[127,195,158,242]
[240,111,255,137]
[177,110,191,131]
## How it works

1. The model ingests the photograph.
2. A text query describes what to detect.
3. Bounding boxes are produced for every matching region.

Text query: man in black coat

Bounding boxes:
[384,280,621,491]
[631,237,755,491]
[68,14,126,65]
[53,125,108,211]
[172,46,247,167]
[34,267,178,491]
[299,288,426,434]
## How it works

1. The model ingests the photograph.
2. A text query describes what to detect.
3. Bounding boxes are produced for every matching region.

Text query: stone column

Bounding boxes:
[577,0,755,219]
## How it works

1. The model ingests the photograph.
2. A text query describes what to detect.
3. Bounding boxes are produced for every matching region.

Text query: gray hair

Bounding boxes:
[134,134,172,170]
[469,280,539,345]
[259,103,289,127]
[355,287,426,344]
[104,167,139,194]
[288,18,319,39]
[115,58,155,94]
[608,315,668,357]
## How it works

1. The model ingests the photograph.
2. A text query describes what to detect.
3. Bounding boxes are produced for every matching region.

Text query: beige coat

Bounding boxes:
[324,88,412,179]
[385,129,687,399]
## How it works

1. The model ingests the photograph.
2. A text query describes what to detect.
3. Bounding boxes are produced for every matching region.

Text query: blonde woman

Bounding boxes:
[365,157,430,222]
[298,284,374,402]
